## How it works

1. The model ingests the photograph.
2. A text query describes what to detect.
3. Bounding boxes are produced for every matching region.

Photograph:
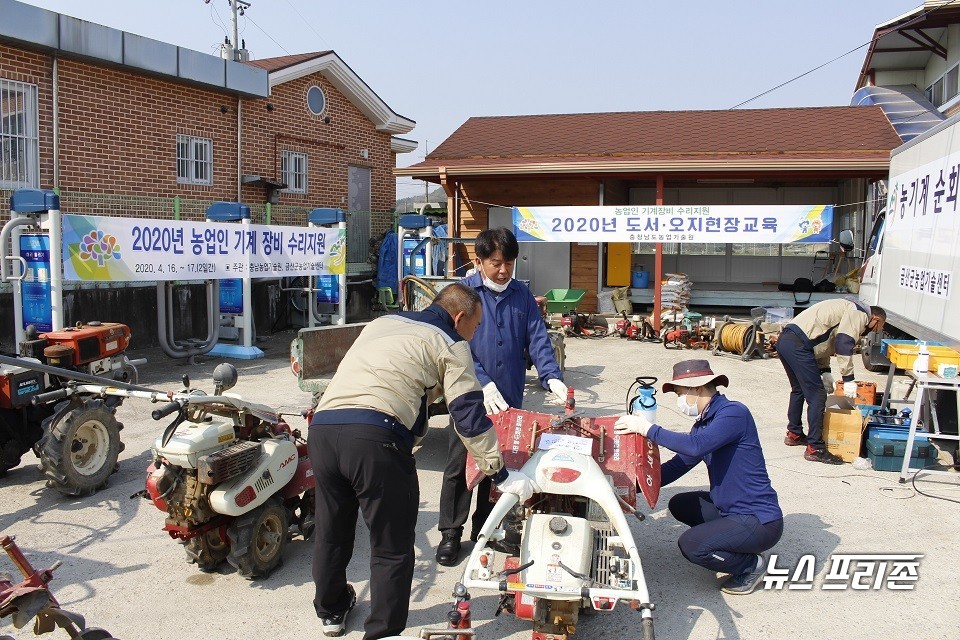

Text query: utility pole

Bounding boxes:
[205,0,250,61]
[423,141,429,205]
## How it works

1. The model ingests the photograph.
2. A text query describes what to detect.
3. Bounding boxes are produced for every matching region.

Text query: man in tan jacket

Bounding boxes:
[308,282,537,639]
[775,298,885,464]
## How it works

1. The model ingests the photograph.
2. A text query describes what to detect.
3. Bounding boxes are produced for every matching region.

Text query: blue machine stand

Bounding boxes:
[308,208,347,327]
[206,202,264,360]
[4,190,65,345]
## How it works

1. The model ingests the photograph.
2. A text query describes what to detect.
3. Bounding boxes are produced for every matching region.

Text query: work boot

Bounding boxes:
[436,530,462,566]
[803,446,844,465]
[321,584,356,637]
[784,431,807,446]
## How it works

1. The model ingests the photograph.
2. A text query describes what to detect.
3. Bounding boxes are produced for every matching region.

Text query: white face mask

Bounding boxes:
[677,394,700,418]
[482,275,511,293]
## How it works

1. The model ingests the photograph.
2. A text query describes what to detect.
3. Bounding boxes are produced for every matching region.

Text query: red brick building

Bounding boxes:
[0,0,415,347]
[0,0,415,221]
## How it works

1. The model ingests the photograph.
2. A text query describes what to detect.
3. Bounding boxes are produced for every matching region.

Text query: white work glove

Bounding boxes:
[495,470,539,503]
[482,381,510,415]
[614,414,653,438]
[547,378,568,404]
[821,371,836,394]
[842,381,858,399]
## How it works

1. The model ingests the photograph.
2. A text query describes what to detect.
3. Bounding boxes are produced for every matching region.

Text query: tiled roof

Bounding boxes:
[399,106,901,176]
[246,51,333,72]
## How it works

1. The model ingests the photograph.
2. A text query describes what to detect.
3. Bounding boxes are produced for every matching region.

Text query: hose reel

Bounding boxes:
[712,308,769,362]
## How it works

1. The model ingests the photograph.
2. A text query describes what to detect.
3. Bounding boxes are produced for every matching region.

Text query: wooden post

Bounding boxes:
[653,174,664,331]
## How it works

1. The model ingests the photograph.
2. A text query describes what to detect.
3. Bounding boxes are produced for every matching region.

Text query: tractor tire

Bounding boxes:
[183,528,230,572]
[0,434,25,478]
[226,496,288,579]
[0,406,48,477]
[38,399,124,497]
[292,488,316,540]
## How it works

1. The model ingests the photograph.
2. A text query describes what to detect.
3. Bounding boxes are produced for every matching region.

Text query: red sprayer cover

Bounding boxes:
[465,408,661,510]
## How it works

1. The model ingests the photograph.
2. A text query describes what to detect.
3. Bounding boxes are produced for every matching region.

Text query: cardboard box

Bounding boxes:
[822,395,866,462]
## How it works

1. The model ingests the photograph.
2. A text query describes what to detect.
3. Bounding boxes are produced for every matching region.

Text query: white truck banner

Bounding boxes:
[61,214,346,282]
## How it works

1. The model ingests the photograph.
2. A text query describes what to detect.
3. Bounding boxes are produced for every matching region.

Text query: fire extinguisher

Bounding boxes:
[626,376,658,424]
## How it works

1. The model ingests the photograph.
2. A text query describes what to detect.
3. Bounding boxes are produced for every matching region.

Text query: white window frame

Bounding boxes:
[176,134,213,186]
[0,79,39,189]
[281,150,308,194]
[927,62,960,108]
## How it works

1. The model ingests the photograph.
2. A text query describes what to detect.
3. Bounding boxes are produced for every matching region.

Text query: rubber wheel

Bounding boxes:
[642,617,655,640]
[0,433,26,478]
[39,399,124,497]
[227,497,288,579]
[293,489,316,540]
[0,406,49,477]
[183,528,230,572]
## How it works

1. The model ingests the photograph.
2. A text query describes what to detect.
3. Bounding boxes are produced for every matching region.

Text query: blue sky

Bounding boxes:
[20,0,917,200]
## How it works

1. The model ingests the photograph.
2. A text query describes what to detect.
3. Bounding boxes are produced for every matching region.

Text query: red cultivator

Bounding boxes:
[0,536,115,639]
[423,405,661,640]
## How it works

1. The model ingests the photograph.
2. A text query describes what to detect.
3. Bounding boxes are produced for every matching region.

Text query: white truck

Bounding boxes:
[859,113,960,371]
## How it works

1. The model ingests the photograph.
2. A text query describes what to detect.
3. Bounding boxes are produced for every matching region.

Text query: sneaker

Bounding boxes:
[720,554,766,595]
[321,584,356,637]
[784,431,807,446]
[803,446,844,465]
[436,530,462,567]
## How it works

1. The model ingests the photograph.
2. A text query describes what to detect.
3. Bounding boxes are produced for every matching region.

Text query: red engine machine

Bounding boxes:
[449,404,661,640]
[0,323,135,496]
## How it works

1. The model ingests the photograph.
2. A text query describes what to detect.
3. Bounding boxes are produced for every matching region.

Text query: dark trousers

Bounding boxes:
[776,329,828,450]
[669,491,784,576]
[309,423,419,640]
[438,419,494,536]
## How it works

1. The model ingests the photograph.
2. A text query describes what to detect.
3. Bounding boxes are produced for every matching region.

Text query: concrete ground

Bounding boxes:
[1,329,959,640]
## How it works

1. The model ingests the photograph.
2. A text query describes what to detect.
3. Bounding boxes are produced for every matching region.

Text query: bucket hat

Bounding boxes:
[662,359,729,393]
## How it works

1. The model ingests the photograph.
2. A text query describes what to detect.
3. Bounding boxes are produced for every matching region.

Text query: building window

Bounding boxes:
[176,134,213,185]
[281,150,308,194]
[306,85,326,115]
[927,63,960,108]
[0,79,39,189]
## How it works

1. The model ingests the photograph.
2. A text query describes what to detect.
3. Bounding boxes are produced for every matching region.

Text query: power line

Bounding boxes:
[282,0,330,48]
[731,0,960,109]
[209,2,229,39]
[730,42,871,109]
[244,14,291,56]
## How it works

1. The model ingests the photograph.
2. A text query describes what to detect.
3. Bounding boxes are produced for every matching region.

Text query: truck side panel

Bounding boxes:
[874,116,960,346]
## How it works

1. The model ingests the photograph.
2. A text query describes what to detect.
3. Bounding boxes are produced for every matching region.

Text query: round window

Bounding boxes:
[306,85,326,115]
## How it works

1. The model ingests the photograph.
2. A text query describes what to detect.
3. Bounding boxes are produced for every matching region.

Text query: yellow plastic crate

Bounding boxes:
[887,343,960,372]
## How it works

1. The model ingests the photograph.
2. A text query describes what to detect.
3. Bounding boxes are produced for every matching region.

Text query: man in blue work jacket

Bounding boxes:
[435,227,566,566]
[614,359,783,595]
